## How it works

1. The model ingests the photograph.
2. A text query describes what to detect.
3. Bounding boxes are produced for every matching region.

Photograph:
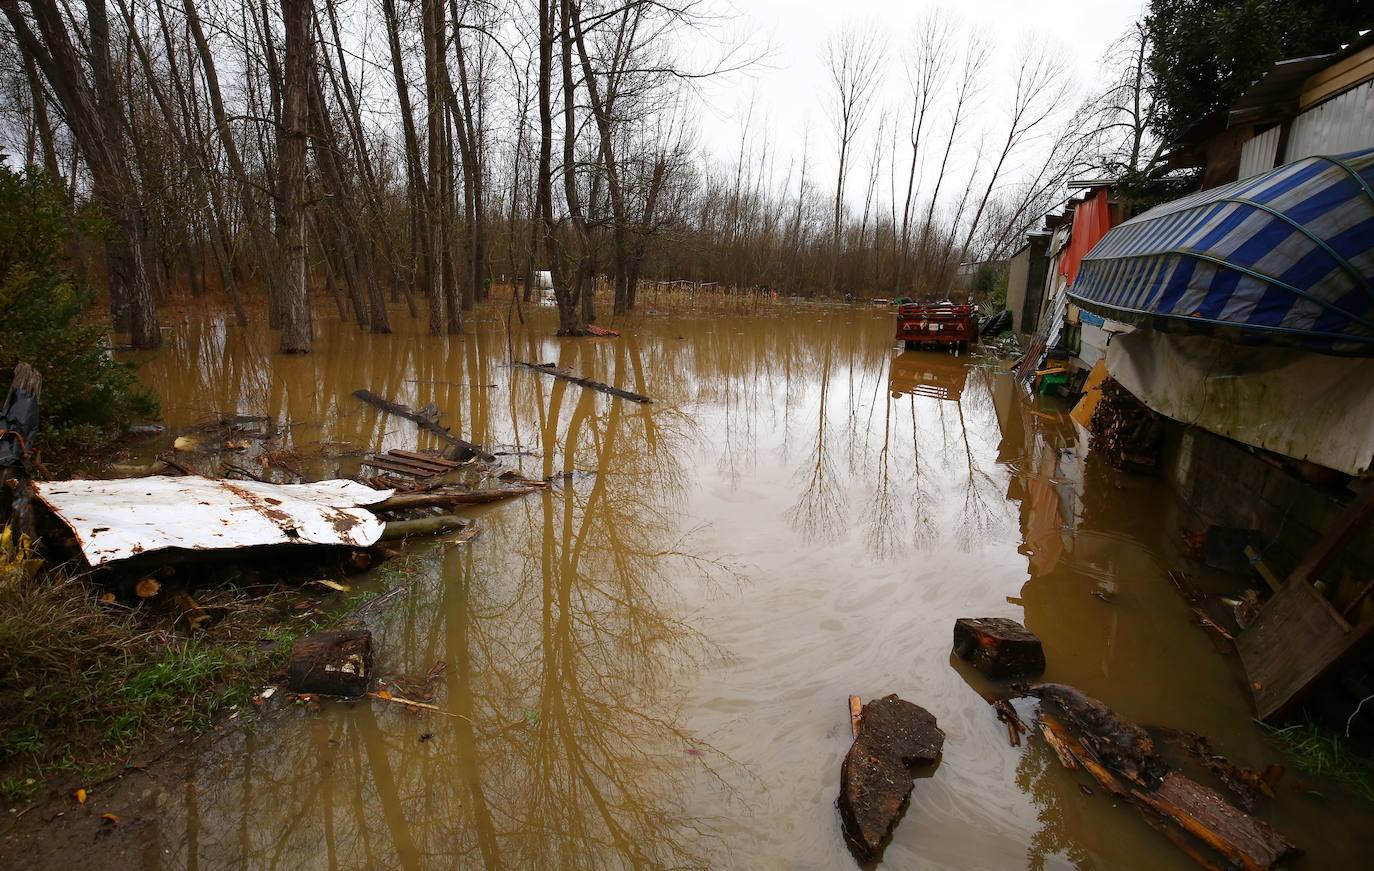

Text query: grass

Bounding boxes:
[1264,717,1374,803]
[0,561,340,804]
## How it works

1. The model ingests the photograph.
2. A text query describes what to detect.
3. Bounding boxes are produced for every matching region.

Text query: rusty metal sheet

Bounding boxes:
[33,476,394,565]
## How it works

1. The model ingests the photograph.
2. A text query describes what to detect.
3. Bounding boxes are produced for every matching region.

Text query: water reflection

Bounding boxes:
[107,306,1370,870]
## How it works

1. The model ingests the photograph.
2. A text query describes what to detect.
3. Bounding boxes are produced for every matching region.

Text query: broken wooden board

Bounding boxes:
[1069,359,1109,428]
[1237,577,1374,720]
[515,361,652,404]
[32,476,393,565]
[1238,484,1374,720]
[1032,691,1301,870]
[287,630,373,697]
[362,449,460,479]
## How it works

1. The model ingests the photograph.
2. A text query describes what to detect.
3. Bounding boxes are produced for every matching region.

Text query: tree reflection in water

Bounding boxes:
[128,326,739,870]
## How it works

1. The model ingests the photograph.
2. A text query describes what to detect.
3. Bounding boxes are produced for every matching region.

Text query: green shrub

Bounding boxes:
[0,160,157,463]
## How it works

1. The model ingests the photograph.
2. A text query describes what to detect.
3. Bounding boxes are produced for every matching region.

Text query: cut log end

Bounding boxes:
[953,617,1046,678]
[287,629,374,697]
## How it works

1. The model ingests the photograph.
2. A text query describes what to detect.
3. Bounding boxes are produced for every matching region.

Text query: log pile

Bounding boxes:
[1088,377,1162,471]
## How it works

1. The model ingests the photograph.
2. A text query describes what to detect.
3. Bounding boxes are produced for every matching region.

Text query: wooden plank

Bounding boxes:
[1038,714,1079,770]
[1132,773,1299,871]
[374,453,449,475]
[387,449,459,469]
[1287,485,1374,588]
[372,453,446,474]
[1238,579,1374,719]
[1238,485,1374,720]
[362,456,439,478]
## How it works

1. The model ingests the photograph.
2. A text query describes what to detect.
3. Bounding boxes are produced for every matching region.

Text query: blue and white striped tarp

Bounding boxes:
[1070,147,1374,355]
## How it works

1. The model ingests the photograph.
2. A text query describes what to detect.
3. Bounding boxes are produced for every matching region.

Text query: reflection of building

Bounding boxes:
[887,351,969,402]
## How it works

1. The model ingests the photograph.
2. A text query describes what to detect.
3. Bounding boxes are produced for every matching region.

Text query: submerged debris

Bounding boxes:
[351,389,495,461]
[953,617,1046,678]
[1019,683,1299,870]
[287,629,373,697]
[515,360,653,404]
[837,694,945,862]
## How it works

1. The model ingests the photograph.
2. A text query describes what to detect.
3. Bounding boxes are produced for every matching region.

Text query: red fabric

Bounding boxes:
[1059,188,1112,286]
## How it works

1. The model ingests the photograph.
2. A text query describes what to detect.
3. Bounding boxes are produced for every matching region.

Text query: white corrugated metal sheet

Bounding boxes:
[34,477,393,565]
[1284,80,1374,161]
[1238,126,1281,178]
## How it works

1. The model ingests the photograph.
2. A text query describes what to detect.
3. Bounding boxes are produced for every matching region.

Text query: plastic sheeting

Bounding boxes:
[1106,330,1374,474]
[33,476,394,565]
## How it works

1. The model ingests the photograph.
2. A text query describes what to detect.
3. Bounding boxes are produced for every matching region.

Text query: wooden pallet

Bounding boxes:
[361,449,461,479]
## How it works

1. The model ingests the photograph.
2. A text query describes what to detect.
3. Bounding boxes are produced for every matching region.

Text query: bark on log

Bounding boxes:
[953,617,1046,678]
[1029,683,1163,786]
[351,389,495,461]
[380,514,470,540]
[287,630,373,697]
[838,694,944,862]
[1030,686,1300,871]
[1132,773,1299,871]
[515,361,652,404]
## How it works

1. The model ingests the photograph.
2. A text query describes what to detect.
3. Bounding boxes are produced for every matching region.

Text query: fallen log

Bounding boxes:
[1040,713,1128,797]
[838,694,944,862]
[1028,683,1164,786]
[351,390,495,462]
[380,514,470,540]
[1038,714,1079,771]
[1132,773,1299,871]
[287,630,373,697]
[1170,730,1283,811]
[515,361,652,404]
[369,485,543,512]
[1027,686,1300,870]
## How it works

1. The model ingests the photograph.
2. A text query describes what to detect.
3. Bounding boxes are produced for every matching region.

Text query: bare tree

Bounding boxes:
[960,39,1070,258]
[277,0,313,352]
[894,12,951,294]
[822,23,883,295]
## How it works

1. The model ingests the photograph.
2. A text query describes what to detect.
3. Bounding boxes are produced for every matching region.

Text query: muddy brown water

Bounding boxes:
[46,304,1374,867]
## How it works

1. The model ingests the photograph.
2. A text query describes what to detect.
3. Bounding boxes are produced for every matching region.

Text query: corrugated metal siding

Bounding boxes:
[1284,80,1374,161]
[1238,126,1280,178]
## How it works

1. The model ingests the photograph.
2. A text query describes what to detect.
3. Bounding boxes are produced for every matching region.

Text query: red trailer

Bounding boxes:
[895,301,979,350]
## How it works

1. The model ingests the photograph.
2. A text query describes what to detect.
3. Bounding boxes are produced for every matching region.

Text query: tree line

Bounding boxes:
[1,0,1178,353]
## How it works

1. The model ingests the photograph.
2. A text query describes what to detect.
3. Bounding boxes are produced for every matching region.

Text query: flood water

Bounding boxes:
[114,301,1367,869]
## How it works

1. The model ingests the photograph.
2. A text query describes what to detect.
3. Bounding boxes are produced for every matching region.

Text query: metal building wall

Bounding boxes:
[1284,80,1374,160]
[1238,126,1280,178]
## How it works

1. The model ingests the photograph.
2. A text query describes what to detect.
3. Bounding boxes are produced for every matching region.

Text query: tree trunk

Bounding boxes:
[278,0,313,353]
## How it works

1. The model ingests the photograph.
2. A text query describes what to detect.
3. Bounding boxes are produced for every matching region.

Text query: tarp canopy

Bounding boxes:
[34,477,393,565]
[1071,148,1374,355]
[1107,331,1374,475]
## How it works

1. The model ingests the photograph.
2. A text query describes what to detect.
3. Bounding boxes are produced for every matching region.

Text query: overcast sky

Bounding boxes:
[690,0,1148,210]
